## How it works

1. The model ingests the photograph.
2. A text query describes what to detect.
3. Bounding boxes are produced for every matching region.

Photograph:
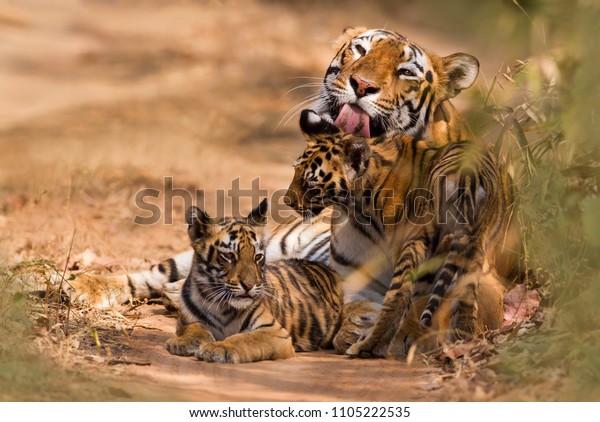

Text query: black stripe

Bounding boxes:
[206,245,215,264]
[181,281,219,330]
[423,92,435,128]
[426,296,440,308]
[126,275,136,297]
[280,220,303,255]
[167,258,179,283]
[308,318,324,349]
[350,213,383,239]
[411,85,431,114]
[305,235,331,260]
[296,301,308,342]
[330,245,360,268]
[389,279,408,291]
[254,319,276,330]
[146,282,161,298]
[239,303,261,332]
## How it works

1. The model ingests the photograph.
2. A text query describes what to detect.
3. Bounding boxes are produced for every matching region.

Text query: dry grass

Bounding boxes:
[0,261,137,400]
[454,0,600,401]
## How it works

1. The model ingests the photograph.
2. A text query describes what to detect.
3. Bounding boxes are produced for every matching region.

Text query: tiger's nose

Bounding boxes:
[350,75,380,98]
[241,281,254,292]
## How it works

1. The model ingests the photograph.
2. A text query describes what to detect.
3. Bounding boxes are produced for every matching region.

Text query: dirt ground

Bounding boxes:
[82,303,441,401]
[0,0,511,402]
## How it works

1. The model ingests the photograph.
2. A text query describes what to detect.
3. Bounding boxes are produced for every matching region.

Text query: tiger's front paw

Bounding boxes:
[165,336,203,357]
[346,334,390,359]
[196,342,242,364]
[333,308,378,354]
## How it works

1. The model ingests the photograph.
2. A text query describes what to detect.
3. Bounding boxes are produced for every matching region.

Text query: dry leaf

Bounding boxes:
[503,284,540,326]
[440,343,477,362]
[418,379,442,391]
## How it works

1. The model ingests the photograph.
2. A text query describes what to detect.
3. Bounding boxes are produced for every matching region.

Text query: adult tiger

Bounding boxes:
[65,27,483,310]
[287,27,505,353]
[285,110,511,357]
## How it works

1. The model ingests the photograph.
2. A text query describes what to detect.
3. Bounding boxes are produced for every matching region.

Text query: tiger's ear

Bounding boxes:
[343,137,371,177]
[247,198,268,226]
[441,53,479,99]
[333,26,368,50]
[300,109,339,136]
[186,206,213,243]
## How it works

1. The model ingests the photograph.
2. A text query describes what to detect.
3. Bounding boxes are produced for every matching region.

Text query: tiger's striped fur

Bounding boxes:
[66,27,480,311]
[298,27,494,353]
[285,111,511,357]
[66,210,332,309]
[313,27,478,141]
[166,199,343,363]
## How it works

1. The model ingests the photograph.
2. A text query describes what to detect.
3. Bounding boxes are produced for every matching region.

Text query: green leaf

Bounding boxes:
[12,292,26,307]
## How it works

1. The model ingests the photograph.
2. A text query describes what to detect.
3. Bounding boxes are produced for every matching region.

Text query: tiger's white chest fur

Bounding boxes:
[330,211,393,303]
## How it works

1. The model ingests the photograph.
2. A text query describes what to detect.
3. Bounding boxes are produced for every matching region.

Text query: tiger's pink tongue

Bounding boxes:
[334,104,370,137]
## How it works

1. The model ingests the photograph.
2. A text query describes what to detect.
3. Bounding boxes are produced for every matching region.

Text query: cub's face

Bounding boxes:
[186,200,268,309]
[284,110,371,216]
[312,27,479,138]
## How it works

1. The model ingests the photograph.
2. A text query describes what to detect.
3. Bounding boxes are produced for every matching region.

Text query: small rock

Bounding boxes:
[84,355,105,364]
[418,379,442,391]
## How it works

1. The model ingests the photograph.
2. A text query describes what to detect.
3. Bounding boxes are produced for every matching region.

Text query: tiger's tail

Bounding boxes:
[66,249,193,308]
[419,232,484,329]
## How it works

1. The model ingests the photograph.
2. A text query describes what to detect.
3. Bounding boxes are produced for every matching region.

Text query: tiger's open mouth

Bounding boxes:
[333,104,386,138]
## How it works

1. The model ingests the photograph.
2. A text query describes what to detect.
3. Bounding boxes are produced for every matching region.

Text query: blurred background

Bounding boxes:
[0,0,598,401]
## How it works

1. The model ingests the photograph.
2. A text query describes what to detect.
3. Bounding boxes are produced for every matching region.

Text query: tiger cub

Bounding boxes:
[285,110,508,357]
[165,199,343,363]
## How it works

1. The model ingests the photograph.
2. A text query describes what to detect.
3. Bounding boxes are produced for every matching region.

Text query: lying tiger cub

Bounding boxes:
[165,199,343,363]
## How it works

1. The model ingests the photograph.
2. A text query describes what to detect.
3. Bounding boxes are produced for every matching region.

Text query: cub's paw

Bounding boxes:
[333,310,378,354]
[346,335,390,359]
[196,342,242,364]
[165,336,202,356]
[333,321,371,354]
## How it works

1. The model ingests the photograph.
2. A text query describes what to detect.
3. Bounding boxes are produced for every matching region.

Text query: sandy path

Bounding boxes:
[103,304,440,402]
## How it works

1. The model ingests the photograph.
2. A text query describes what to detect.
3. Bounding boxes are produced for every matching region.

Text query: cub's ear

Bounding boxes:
[343,137,371,177]
[186,206,213,243]
[247,198,269,226]
[300,109,339,136]
[442,53,479,99]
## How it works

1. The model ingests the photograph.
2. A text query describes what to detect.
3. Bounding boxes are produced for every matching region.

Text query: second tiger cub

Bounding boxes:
[166,199,343,363]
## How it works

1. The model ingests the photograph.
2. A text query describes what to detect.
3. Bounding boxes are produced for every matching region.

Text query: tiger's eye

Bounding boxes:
[219,252,235,262]
[254,254,264,263]
[397,68,416,78]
